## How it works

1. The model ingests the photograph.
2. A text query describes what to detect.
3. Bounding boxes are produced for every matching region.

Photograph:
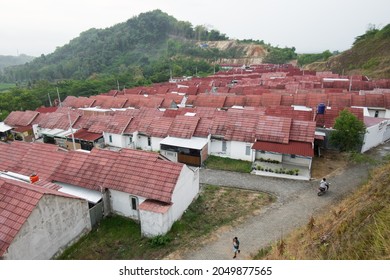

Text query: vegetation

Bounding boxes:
[254,161,390,260]
[58,185,275,259]
[0,10,231,83]
[329,109,366,152]
[0,54,34,71]
[263,46,297,64]
[297,50,333,66]
[306,23,390,78]
[203,155,253,173]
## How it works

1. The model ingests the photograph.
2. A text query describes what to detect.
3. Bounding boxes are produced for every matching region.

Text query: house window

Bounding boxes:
[222,140,227,152]
[260,150,265,154]
[291,154,296,158]
[129,135,133,143]
[130,197,137,211]
[148,137,151,146]
[245,145,251,156]
[109,135,112,143]
[375,110,379,118]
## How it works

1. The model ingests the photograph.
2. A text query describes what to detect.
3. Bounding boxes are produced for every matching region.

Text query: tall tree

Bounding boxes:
[329,109,366,152]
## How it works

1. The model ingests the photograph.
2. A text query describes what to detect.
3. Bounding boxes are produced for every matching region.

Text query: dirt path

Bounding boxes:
[177,144,389,260]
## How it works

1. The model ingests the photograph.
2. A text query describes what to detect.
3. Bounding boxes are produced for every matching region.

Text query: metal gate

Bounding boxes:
[89,200,104,227]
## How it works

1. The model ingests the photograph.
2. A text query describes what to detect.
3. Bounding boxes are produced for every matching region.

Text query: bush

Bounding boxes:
[149,235,172,247]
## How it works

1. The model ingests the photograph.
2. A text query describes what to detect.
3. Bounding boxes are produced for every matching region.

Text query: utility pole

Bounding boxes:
[56,88,62,107]
[48,92,52,107]
[67,110,76,151]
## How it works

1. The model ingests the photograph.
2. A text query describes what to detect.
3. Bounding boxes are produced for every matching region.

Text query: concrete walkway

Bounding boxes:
[179,143,390,260]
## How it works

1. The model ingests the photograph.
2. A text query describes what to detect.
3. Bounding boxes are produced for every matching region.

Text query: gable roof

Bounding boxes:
[0,178,76,256]
[255,115,292,144]
[168,115,200,139]
[4,111,39,127]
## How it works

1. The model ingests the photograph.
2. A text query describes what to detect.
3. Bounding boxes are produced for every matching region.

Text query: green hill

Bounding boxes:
[0,10,299,84]
[306,24,390,78]
[0,54,35,71]
[0,10,244,82]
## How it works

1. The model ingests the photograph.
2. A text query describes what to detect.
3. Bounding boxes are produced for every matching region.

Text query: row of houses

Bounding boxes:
[1,106,318,170]
[2,64,390,259]
[60,89,390,114]
[0,141,199,259]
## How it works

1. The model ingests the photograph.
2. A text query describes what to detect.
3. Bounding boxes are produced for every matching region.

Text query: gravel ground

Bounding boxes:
[179,143,389,260]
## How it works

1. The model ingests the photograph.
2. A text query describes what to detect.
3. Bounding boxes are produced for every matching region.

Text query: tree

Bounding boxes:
[329,109,366,152]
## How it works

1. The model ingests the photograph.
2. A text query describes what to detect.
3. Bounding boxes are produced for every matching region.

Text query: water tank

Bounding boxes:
[317,103,326,114]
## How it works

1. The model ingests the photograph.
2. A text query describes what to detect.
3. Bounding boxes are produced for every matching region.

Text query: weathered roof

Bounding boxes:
[0,177,76,256]
[4,111,39,127]
[255,115,292,144]
[252,140,314,157]
[168,115,200,139]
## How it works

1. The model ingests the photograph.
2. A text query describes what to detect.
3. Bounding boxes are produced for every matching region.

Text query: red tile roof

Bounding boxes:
[193,95,226,108]
[255,115,292,144]
[252,140,314,157]
[289,120,316,143]
[0,177,76,256]
[72,128,103,141]
[35,107,58,113]
[0,142,185,205]
[168,115,200,139]
[139,199,171,214]
[147,117,175,138]
[62,96,96,108]
[224,112,258,142]
[4,111,39,127]
[36,110,80,130]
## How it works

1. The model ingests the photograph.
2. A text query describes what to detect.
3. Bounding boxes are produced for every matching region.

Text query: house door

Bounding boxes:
[129,196,140,220]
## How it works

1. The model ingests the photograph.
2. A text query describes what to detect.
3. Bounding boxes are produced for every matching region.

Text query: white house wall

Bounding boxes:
[170,165,200,223]
[229,141,254,161]
[109,189,146,220]
[151,137,163,151]
[210,139,230,157]
[139,209,171,237]
[3,195,91,260]
[256,151,283,162]
[282,154,312,168]
[361,120,390,153]
[104,132,124,148]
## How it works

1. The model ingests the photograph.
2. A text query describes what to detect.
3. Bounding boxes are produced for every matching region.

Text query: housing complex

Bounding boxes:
[1,63,390,259]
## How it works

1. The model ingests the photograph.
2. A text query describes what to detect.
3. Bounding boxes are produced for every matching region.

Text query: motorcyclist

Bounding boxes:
[319,178,329,192]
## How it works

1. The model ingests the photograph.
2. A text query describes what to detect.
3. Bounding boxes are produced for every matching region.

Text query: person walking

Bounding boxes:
[233,237,240,258]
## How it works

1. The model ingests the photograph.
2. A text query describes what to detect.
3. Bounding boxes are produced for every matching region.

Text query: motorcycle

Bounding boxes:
[317,183,330,196]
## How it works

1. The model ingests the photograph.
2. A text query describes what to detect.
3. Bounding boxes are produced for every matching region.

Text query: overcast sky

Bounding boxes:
[1,0,389,56]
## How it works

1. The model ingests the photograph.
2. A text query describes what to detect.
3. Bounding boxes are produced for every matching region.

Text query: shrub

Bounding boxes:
[149,235,171,247]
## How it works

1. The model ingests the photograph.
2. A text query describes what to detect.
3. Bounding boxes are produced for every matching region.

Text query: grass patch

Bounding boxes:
[58,185,275,260]
[203,155,252,173]
[0,83,15,92]
[348,151,376,164]
[254,161,390,260]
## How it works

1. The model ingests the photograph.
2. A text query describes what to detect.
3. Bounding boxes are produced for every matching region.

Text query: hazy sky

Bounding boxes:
[1,0,389,56]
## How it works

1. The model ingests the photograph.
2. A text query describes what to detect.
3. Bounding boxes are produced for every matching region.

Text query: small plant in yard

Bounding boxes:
[149,235,172,247]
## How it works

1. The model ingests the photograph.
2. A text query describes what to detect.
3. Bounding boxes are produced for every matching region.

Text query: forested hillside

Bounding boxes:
[0,54,35,71]
[0,10,237,83]
[305,24,390,78]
